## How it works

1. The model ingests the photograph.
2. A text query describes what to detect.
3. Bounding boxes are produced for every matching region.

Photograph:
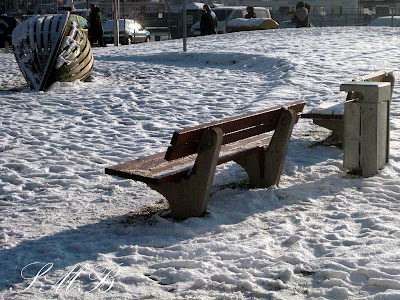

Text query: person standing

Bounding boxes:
[292,2,310,28]
[88,4,106,47]
[244,6,257,19]
[200,4,218,36]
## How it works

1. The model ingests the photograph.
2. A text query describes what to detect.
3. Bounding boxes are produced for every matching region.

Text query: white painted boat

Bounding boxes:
[12,12,93,91]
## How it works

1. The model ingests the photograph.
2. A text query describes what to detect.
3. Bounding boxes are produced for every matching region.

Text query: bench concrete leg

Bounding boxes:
[313,119,344,142]
[148,127,223,219]
[235,108,296,188]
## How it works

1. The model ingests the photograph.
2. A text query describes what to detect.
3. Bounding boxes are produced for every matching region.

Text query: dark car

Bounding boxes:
[0,16,22,47]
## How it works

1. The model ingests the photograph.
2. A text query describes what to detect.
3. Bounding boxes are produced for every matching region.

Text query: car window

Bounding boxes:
[104,20,126,30]
[231,10,244,19]
[214,9,233,21]
[128,21,135,31]
[103,20,113,30]
[119,20,125,30]
[255,9,268,18]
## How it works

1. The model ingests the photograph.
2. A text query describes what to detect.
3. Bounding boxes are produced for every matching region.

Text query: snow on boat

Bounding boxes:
[226,18,279,33]
[12,12,93,91]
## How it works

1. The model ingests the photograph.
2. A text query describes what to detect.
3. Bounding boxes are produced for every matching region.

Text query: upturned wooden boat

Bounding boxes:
[12,12,93,91]
[226,18,279,33]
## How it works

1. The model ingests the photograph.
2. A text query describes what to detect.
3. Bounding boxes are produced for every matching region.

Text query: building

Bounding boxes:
[0,0,89,15]
[1,0,54,14]
[1,0,165,19]
[96,0,165,20]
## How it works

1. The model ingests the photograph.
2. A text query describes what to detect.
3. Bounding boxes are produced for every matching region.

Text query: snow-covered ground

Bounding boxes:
[1,26,400,299]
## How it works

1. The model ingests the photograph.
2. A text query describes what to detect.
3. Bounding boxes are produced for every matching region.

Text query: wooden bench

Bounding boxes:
[105,101,305,219]
[301,71,394,142]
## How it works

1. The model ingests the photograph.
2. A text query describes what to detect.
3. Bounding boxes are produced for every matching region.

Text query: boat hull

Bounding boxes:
[12,12,94,91]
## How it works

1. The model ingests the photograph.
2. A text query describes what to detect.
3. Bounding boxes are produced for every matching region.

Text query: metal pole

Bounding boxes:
[113,0,120,46]
[133,13,136,43]
[182,0,186,52]
[168,12,171,40]
[225,9,227,33]
[4,41,9,53]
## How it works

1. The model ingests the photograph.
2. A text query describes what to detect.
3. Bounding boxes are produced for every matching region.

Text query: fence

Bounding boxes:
[138,12,399,42]
[274,13,397,27]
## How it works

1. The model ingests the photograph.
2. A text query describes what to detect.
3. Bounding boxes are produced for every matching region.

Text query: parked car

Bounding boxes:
[190,6,271,36]
[368,16,400,27]
[0,15,22,47]
[278,20,297,29]
[103,19,150,45]
[278,20,314,29]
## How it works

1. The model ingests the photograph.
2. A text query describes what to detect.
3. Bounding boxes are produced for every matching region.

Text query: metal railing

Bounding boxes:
[274,12,399,27]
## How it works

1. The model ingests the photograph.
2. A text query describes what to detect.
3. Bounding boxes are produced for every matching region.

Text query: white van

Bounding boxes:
[190,6,271,36]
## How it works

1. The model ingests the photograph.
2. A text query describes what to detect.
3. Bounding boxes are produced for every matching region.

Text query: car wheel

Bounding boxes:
[145,36,150,42]
[126,36,132,45]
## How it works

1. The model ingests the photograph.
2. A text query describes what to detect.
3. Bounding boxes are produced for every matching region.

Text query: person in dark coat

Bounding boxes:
[88,4,106,47]
[292,2,310,28]
[305,3,311,14]
[244,6,257,19]
[200,4,218,36]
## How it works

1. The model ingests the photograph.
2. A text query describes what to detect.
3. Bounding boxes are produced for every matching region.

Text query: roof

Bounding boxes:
[212,6,269,11]
[186,2,204,10]
[368,16,400,27]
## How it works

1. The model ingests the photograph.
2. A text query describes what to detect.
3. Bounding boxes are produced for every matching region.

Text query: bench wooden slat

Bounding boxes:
[105,132,273,185]
[170,102,305,146]
[360,72,391,83]
[346,71,395,100]
[165,101,305,161]
[165,120,278,161]
[169,109,278,146]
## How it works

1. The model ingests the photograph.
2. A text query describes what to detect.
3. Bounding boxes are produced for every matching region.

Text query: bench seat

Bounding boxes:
[106,132,273,184]
[301,102,344,119]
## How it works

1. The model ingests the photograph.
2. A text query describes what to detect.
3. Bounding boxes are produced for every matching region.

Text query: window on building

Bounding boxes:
[331,6,343,15]
[313,6,325,15]
[279,7,290,15]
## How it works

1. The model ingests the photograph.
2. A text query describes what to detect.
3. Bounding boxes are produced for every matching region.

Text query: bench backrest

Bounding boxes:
[165,101,305,161]
[346,70,394,101]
